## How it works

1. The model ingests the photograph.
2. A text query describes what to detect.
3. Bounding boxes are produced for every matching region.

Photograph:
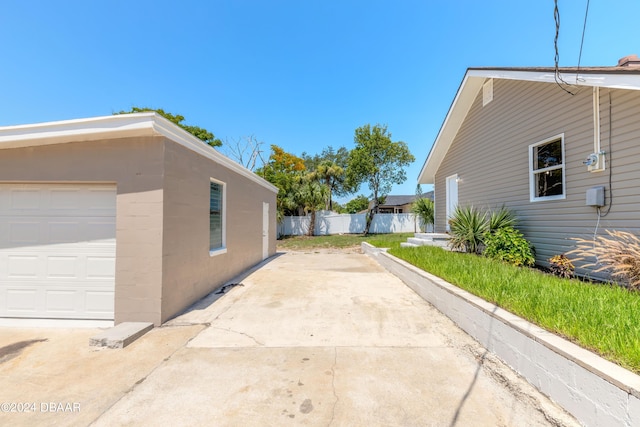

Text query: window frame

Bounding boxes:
[209,178,227,256]
[528,134,566,202]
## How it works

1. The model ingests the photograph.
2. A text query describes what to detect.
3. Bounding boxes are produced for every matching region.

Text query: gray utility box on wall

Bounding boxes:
[586,186,605,207]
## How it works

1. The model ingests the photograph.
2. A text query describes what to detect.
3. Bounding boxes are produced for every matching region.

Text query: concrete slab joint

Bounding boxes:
[90,322,154,349]
[362,242,640,427]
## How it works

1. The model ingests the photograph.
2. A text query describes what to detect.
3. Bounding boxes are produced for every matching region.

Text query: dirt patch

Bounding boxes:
[0,339,47,364]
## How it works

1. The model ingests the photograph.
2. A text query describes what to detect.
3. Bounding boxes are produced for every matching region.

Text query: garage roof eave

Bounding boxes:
[0,113,278,194]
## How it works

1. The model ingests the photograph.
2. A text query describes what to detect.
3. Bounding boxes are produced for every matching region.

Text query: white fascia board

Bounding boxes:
[466,69,640,91]
[418,73,484,184]
[0,113,158,147]
[0,113,278,194]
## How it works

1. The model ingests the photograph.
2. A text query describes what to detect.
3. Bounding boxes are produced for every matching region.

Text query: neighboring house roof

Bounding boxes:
[0,113,278,193]
[418,59,640,185]
[377,191,434,207]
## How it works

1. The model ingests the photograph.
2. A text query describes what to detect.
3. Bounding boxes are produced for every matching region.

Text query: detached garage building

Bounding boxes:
[0,113,277,326]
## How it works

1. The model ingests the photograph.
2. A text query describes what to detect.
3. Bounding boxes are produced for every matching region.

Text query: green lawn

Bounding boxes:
[388,245,640,374]
[277,233,412,251]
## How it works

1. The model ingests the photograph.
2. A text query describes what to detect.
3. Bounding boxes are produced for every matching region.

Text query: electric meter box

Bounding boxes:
[586,186,605,207]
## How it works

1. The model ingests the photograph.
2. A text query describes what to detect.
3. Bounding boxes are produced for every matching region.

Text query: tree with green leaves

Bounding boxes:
[302,146,353,210]
[344,195,370,214]
[308,160,344,211]
[257,145,307,221]
[116,107,222,147]
[346,124,415,235]
[297,177,328,236]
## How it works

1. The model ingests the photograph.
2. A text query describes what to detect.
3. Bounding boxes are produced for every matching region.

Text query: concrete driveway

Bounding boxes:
[0,250,578,426]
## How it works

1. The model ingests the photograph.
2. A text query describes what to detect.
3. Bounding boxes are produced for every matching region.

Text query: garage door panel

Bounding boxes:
[3,218,116,248]
[86,220,116,244]
[49,221,82,243]
[86,189,117,212]
[46,290,78,313]
[3,282,114,319]
[46,256,79,278]
[49,188,83,210]
[0,183,116,320]
[7,255,39,278]
[85,291,115,314]
[86,257,116,279]
[8,221,40,245]
[9,188,41,210]
[5,289,38,311]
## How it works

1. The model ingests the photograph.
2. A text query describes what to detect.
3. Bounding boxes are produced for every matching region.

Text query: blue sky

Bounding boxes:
[1,1,638,202]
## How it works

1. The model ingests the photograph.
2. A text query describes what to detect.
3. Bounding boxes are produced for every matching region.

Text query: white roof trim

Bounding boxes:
[0,113,278,193]
[418,68,640,185]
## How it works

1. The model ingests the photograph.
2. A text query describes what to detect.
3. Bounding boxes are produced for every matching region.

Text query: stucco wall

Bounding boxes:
[160,139,277,323]
[0,136,165,324]
[434,80,640,268]
[0,135,277,325]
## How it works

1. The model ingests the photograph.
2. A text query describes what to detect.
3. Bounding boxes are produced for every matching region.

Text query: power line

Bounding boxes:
[554,0,575,95]
[576,0,591,79]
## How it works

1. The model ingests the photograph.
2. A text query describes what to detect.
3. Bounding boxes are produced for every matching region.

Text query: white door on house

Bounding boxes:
[0,183,116,320]
[262,202,269,260]
[445,174,459,231]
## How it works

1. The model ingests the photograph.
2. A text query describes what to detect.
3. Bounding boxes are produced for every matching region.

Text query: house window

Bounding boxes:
[209,179,226,254]
[529,135,565,202]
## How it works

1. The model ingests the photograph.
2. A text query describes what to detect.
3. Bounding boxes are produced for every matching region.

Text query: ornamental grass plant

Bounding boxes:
[569,230,640,290]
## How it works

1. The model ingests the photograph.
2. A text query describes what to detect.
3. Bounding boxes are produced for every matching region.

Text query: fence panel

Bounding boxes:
[280,212,432,236]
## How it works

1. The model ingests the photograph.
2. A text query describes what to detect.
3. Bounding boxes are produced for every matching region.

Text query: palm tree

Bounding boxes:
[297,177,328,236]
[312,160,344,211]
[412,197,434,232]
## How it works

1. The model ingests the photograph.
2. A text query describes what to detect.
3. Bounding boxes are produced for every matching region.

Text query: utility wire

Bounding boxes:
[554,0,575,95]
[576,0,591,81]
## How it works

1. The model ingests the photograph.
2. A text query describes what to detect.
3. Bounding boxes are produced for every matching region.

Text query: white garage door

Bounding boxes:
[0,183,116,320]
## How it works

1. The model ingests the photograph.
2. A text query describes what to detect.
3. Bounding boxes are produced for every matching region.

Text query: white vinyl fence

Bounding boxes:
[279,212,434,236]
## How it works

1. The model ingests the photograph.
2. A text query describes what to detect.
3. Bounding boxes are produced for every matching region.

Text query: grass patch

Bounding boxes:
[277,233,412,251]
[389,245,640,374]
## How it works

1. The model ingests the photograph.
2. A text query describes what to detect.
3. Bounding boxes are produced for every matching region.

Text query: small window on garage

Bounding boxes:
[209,179,226,254]
[529,134,565,202]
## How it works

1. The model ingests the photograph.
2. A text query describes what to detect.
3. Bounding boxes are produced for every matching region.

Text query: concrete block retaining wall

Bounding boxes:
[362,243,640,427]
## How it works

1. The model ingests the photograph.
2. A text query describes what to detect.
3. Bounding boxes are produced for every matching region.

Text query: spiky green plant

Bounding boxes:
[448,205,488,254]
[488,205,517,233]
[411,197,434,232]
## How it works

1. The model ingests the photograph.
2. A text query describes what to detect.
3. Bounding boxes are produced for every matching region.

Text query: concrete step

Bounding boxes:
[400,242,419,248]
[414,233,450,241]
[407,237,431,246]
[90,322,154,349]
[403,233,451,250]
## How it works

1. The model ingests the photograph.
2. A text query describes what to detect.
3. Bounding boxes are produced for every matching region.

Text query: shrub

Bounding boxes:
[448,205,488,254]
[549,254,575,278]
[569,230,640,290]
[412,197,434,232]
[483,226,535,267]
